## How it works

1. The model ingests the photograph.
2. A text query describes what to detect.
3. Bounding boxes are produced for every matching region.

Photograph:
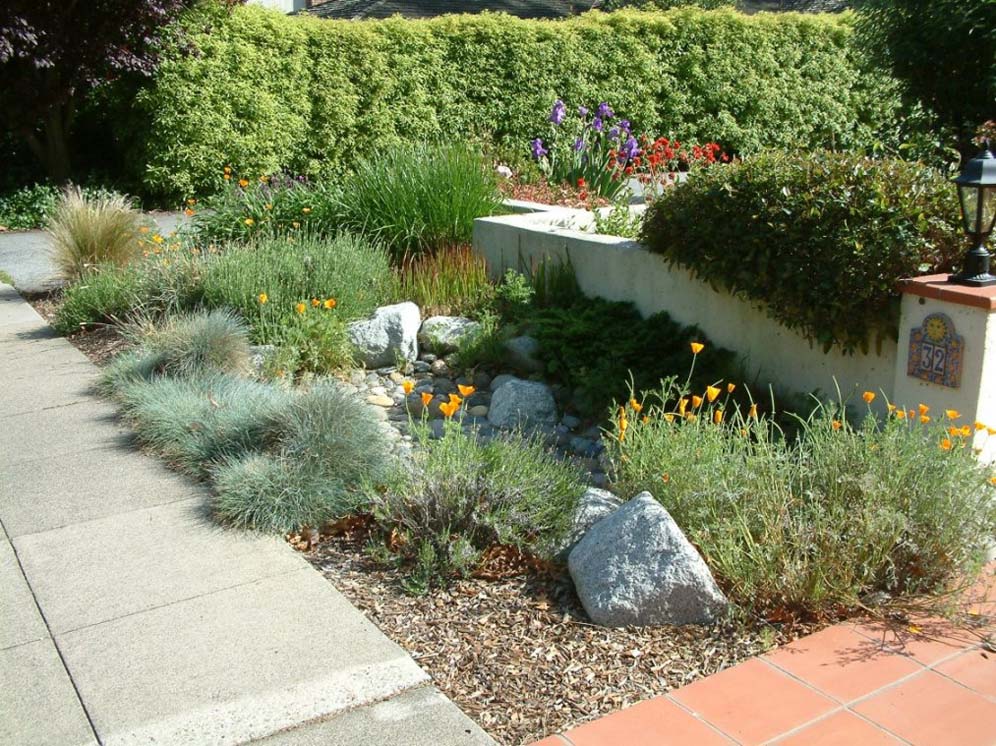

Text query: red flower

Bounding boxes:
[579,190,588,200]
[577,177,586,188]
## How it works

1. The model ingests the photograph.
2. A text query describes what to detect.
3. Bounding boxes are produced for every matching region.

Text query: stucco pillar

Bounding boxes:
[894,274,996,461]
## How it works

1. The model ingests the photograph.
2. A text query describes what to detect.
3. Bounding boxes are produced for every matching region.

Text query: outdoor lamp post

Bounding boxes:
[950,146,996,287]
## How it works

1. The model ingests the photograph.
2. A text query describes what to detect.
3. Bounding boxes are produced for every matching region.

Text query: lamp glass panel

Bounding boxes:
[959,184,980,234]
[982,186,996,235]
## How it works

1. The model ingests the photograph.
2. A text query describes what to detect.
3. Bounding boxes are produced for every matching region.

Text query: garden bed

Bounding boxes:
[299,521,809,746]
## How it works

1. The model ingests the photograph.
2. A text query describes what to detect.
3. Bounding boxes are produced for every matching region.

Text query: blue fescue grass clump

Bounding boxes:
[116,374,291,477]
[98,310,251,395]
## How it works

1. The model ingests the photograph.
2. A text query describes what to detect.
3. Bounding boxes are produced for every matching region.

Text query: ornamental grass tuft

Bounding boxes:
[337,142,503,262]
[607,356,996,619]
[48,187,146,281]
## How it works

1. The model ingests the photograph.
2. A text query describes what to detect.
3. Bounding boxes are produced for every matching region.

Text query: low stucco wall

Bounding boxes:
[474,208,898,404]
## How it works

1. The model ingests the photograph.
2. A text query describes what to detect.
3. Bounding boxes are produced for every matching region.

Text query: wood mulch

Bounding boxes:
[27,292,129,365]
[298,522,817,746]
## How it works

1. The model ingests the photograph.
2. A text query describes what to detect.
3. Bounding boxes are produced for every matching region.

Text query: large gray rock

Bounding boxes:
[487,377,557,429]
[553,487,623,562]
[568,492,728,627]
[418,316,482,354]
[504,335,543,373]
[347,302,421,368]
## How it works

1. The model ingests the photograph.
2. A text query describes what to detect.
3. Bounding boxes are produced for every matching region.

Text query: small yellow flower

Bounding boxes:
[748,403,758,419]
[988,427,996,436]
[940,438,952,451]
[713,409,724,424]
[945,409,961,420]
[726,382,736,393]
[919,403,929,416]
[949,426,962,437]
[832,420,842,431]
[302,207,312,214]
[311,298,320,307]
[152,233,164,244]
[630,398,643,413]
[690,342,705,355]
[989,476,996,486]
[238,178,250,188]
[678,398,688,416]
[448,393,463,406]
[887,403,896,413]
[292,221,301,229]
[440,400,459,419]
[224,166,232,174]
[264,203,272,211]
[421,392,433,407]
[664,413,675,423]
[323,298,336,310]
[920,415,931,424]
[295,302,306,315]
[862,391,876,404]
[895,409,907,420]
[976,421,987,431]
[402,380,414,395]
[705,385,721,403]
[258,292,268,304]
[244,218,254,226]
[187,198,197,206]
[691,395,703,409]
[458,384,476,397]
[685,413,698,422]
[223,174,231,181]
[960,425,972,437]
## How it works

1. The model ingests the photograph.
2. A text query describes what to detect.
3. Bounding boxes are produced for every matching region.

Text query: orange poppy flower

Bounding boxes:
[458,384,476,397]
[690,342,705,354]
[402,380,414,395]
[421,392,433,407]
[862,391,876,404]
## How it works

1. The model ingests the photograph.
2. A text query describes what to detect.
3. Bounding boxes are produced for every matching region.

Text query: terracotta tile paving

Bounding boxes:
[530,568,996,746]
[769,710,905,746]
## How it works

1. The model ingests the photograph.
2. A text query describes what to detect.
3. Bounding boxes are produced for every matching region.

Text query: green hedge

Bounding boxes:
[640,150,963,353]
[135,5,904,198]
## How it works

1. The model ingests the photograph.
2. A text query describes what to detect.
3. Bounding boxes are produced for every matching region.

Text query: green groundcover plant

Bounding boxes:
[640,150,963,353]
[606,345,996,618]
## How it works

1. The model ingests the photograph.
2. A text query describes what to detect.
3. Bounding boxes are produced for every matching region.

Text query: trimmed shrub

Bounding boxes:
[607,376,996,618]
[640,150,963,353]
[135,5,904,198]
[48,187,146,281]
[375,420,585,591]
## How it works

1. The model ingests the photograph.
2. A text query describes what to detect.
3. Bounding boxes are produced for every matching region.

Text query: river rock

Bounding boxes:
[487,377,557,429]
[347,302,421,368]
[418,316,482,354]
[568,492,728,627]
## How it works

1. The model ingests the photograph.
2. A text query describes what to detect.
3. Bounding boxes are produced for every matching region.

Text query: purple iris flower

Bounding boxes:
[619,119,631,132]
[621,135,641,160]
[549,99,567,126]
[578,106,589,117]
[531,138,548,160]
[597,102,614,119]
[591,117,604,132]
[573,138,585,152]
[608,127,620,139]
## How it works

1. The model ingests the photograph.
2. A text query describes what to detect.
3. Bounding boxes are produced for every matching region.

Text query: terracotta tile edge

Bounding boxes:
[898,275,996,311]
[664,693,740,744]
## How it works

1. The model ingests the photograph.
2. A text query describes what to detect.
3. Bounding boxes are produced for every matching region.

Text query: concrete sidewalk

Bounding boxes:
[0,283,493,746]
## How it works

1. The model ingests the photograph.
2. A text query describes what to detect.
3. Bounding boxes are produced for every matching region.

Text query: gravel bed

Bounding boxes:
[302,525,813,746]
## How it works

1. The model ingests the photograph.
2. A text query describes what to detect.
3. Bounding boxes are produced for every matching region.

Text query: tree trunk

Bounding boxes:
[23,99,75,185]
